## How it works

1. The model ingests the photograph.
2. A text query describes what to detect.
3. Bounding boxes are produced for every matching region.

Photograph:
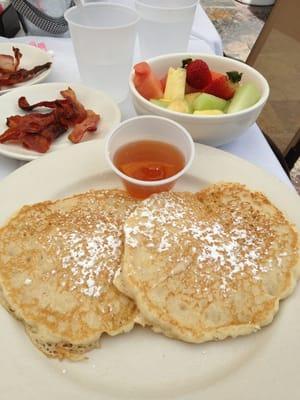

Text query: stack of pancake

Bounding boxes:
[0,183,299,360]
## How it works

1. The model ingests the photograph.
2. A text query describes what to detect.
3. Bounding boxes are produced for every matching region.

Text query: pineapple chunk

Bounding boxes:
[168,100,191,114]
[164,67,186,101]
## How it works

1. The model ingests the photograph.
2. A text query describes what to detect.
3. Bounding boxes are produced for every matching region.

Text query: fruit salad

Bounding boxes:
[133,58,261,115]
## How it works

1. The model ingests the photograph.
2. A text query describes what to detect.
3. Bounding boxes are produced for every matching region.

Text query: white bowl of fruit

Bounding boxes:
[129,53,269,146]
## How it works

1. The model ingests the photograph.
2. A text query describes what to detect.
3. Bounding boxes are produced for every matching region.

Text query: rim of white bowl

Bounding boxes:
[129,53,270,119]
[135,0,198,11]
[105,115,195,187]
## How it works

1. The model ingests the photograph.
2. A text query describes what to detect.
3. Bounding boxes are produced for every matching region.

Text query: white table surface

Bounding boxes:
[0,33,291,188]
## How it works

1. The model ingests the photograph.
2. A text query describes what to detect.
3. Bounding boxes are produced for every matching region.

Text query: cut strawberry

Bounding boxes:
[133,62,163,100]
[203,71,242,100]
[182,58,212,91]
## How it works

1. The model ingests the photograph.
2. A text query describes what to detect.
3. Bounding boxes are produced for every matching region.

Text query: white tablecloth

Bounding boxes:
[0,34,291,188]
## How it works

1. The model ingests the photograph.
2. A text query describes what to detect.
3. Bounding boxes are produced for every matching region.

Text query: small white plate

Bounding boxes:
[0,141,299,400]
[0,82,121,161]
[0,42,53,94]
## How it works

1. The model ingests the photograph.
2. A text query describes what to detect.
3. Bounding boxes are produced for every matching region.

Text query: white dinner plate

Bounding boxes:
[0,141,299,400]
[0,42,52,95]
[0,82,121,161]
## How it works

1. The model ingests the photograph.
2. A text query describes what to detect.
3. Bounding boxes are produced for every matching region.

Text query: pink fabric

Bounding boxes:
[37,42,47,51]
[28,40,47,51]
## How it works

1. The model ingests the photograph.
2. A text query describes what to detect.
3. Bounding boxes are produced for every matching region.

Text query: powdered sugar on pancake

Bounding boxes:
[124,191,292,296]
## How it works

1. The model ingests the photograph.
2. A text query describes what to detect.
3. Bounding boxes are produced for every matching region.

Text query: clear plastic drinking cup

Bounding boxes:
[135,0,198,59]
[64,3,139,103]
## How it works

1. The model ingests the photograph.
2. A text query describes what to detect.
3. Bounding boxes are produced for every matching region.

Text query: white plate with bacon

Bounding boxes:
[0,43,53,94]
[0,82,121,160]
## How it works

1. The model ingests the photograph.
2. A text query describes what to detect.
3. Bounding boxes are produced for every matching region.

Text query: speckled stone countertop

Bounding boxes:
[201,0,272,61]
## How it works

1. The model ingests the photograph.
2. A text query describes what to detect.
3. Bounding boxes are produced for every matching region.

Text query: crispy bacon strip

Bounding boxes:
[60,87,87,124]
[39,123,67,141]
[0,113,56,143]
[0,62,51,88]
[18,96,69,112]
[13,47,22,71]
[0,127,22,143]
[68,110,100,143]
[15,113,56,133]
[6,115,23,128]
[22,134,51,153]
[6,113,55,127]
[18,92,85,129]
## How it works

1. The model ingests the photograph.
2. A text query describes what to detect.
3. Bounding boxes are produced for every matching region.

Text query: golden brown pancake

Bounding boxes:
[0,190,138,360]
[114,184,300,343]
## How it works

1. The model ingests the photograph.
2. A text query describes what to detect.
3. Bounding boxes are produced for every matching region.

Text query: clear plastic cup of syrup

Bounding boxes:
[105,115,195,199]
